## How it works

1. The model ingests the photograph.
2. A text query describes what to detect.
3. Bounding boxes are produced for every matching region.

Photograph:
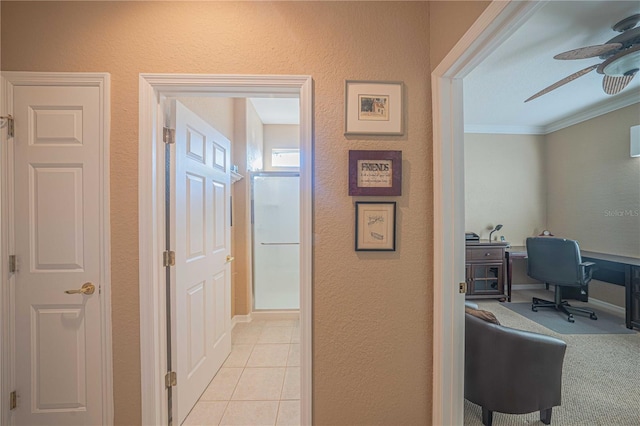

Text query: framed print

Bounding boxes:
[349,150,402,196]
[355,202,396,251]
[345,80,404,135]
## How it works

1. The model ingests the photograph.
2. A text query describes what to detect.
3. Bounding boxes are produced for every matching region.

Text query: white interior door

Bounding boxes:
[12,85,105,425]
[170,100,232,424]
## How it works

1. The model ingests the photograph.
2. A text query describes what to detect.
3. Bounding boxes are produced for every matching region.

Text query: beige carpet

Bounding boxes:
[464,296,640,425]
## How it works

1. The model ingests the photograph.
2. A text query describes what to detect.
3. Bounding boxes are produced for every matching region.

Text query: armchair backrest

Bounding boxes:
[526,237,584,286]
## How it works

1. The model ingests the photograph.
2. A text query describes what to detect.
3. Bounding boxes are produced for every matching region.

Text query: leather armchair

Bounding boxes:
[465,312,567,425]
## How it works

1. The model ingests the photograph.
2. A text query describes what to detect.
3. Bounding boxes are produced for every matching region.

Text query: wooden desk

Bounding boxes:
[505,246,527,302]
[506,246,640,329]
[465,241,509,300]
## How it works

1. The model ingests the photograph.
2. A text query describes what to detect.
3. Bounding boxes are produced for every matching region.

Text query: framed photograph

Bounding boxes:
[355,202,396,251]
[345,80,404,135]
[349,150,402,196]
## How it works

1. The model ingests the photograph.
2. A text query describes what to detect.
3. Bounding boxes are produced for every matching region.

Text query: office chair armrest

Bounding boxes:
[580,261,596,282]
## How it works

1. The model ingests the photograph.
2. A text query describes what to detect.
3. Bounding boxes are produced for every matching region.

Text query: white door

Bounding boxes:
[12,85,106,425]
[170,100,232,424]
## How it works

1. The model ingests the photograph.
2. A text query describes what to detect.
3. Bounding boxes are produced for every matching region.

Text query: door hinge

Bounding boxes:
[165,371,177,388]
[163,127,175,144]
[163,250,175,267]
[459,282,468,294]
[8,255,17,273]
[1,115,14,138]
[9,391,16,410]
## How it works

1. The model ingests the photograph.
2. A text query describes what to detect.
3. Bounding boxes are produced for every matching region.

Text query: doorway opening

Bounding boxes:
[431,1,542,424]
[139,74,313,426]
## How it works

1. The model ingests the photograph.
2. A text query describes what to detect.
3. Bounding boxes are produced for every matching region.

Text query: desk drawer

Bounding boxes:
[469,248,504,261]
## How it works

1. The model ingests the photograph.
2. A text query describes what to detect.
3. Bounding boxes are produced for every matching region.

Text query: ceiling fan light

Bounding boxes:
[601,47,640,76]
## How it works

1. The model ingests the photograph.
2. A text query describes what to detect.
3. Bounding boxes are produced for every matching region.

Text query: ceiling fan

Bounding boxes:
[525,13,640,102]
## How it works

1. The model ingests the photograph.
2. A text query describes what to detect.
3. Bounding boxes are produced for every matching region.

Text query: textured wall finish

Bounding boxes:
[464,133,547,246]
[546,104,640,258]
[1,1,490,424]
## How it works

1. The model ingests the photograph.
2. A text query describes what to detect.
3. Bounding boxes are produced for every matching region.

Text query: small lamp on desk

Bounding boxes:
[489,224,503,242]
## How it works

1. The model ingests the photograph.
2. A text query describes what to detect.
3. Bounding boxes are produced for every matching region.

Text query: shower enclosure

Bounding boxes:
[252,173,300,310]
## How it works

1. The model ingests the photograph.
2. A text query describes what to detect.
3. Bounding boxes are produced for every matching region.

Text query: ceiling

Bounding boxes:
[464,1,640,135]
[249,97,300,125]
[230,2,640,132]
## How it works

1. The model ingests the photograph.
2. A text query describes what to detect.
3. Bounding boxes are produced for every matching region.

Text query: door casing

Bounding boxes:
[0,71,113,426]
[431,1,544,424]
[138,74,313,425]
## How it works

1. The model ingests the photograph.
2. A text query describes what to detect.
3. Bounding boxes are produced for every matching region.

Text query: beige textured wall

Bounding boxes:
[546,104,640,258]
[2,2,432,425]
[464,133,547,246]
[232,99,251,317]
[429,0,492,70]
[264,124,300,171]
[0,2,495,424]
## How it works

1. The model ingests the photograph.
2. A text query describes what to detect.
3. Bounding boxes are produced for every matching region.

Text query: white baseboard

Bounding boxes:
[231,315,252,329]
[512,284,546,290]
[587,298,625,316]
[250,311,300,321]
[231,311,300,329]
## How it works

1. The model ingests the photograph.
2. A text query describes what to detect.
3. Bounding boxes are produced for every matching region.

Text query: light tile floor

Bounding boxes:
[183,318,300,426]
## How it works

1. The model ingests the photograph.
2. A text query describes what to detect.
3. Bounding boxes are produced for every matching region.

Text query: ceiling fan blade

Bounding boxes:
[602,72,636,95]
[554,43,622,60]
[525,64,598,102]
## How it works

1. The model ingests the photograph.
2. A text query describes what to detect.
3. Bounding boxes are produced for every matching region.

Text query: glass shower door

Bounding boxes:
[252,174,300,310]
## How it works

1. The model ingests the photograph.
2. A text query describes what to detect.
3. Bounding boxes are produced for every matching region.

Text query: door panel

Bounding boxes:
[172,100,231,424]
[13,85,104,425]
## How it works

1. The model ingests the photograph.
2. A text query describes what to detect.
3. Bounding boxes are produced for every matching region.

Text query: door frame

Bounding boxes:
[0,71,113,425]
[138,74,313,425]
[431,1,544,424]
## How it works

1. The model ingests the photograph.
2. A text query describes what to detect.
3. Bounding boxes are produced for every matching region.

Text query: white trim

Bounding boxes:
[0,71,113,425]
[464,124,547,135]
[467,92,640,135]
[250,311,300,321]
[431,1,544,424]
[231,315,252,328]
[585,297,626,316]
[511,283,546,290]
[139,74,313,426]
[545,92,639,134]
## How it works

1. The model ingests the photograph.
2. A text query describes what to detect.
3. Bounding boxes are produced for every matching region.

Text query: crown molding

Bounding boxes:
[466,91,639,135]
[464,124,546,135]
[544,91,639,134]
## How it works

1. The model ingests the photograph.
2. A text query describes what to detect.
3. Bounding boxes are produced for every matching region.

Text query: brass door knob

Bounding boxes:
[65,282,95,295]
[226,255,235,263]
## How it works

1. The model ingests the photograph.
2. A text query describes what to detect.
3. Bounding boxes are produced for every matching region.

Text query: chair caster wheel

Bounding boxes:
[568,315,575,323]
[590,313,598,320]
[532,306,538,312]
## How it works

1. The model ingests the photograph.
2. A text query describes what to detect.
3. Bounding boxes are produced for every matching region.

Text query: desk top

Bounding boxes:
[581,250,640,267]
[465,240,510,248]
[505,246,640,266]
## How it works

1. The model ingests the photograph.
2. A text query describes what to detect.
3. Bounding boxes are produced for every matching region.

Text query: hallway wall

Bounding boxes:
[1,1,489,424]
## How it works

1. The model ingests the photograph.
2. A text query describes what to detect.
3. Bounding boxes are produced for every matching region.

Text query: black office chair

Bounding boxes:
[526,237,598,323]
